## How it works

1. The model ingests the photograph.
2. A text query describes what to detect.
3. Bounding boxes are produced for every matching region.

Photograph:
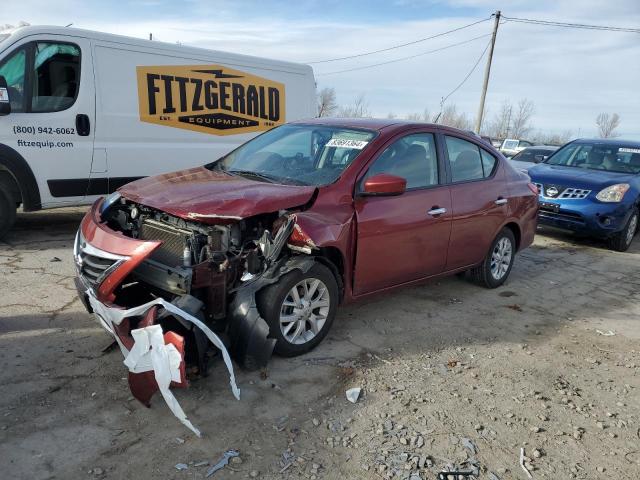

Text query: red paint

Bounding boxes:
[79,119,537,306]
[361,173,407,196]
[118,167,317,223]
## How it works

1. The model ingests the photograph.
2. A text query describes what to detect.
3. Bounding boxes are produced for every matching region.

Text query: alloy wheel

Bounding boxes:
[279,278,331,345]
[625,213,638,247]
[490,237,513,281]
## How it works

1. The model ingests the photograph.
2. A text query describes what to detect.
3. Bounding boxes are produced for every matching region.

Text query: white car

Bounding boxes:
[0,25,316,236]
[500,138,535,158]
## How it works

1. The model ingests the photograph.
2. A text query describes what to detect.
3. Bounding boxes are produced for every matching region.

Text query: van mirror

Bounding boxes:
[0,76,10,116]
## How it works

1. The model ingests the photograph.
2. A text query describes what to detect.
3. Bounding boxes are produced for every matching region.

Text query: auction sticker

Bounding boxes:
[0,87,8,103]
[620,147,640,154]
[326,138,369,149]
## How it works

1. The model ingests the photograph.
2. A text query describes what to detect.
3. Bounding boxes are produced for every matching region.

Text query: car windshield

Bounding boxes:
[545,142,640,174]
[211,124,377,186]
[503,140,519,149]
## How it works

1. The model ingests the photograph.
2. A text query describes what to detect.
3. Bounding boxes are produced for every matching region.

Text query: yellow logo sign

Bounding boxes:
[136,65,286,135]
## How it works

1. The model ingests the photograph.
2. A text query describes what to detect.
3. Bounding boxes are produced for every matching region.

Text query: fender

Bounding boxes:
[0,144,41,211]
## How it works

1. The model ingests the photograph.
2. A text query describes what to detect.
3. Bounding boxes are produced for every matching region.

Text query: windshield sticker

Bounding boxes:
[326,138,369,149]
[620,147,640,154]
[0,87,9,103]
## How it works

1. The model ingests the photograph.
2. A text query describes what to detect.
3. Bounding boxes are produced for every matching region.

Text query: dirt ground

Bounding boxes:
[0,207,639,480]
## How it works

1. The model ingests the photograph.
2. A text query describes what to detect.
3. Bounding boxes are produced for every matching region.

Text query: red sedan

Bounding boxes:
[75,118,538,372]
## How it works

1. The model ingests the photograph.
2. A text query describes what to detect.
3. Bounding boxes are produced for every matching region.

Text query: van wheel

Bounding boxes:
[0,186,16,239]
[258,262,338,357]
[607,209,638,252]
[469,228,516,288]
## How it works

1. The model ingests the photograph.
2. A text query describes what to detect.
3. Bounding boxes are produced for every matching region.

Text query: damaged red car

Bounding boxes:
[74,118,538,389]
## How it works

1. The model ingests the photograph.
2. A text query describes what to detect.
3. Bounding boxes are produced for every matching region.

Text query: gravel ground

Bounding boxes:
[0,207,638,480]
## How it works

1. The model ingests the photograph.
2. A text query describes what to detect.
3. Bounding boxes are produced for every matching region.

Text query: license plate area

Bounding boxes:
[540,201,560,213]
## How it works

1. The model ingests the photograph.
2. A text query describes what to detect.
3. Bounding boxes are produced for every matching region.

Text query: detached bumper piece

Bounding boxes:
[87,290,240,437]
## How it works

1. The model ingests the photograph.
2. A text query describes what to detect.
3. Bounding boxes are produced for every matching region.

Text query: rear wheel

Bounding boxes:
[469,228,516,288]
[0,185,16,239]
[607,209,638,252]
[258,262,338,357]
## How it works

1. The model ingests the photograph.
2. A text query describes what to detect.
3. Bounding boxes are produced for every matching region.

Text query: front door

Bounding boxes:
[354,132,452,295]
[0,36,96,207]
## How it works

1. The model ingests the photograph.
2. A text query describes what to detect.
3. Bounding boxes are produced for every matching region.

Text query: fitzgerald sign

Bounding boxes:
[137,65,286,135]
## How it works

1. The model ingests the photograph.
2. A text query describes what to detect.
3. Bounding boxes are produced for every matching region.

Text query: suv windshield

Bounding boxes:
[546,142,640,174]
[211,124,376,186]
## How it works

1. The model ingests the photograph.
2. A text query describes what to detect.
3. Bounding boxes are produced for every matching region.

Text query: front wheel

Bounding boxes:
[0,185,17,239]
[258,262,339,357]
[607,209,638,252]
[469,228,516,288]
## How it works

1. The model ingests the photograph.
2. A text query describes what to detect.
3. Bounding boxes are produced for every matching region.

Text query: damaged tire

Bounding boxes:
[258,262,338,357]
[469,228,515,288]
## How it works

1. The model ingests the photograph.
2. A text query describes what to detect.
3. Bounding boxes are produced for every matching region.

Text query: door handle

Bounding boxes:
[76,114,90,136]
[495,197,508,205]
[428,207,447,216]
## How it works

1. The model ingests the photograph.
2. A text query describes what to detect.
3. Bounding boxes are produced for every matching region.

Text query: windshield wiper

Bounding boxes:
[228,169,278,183]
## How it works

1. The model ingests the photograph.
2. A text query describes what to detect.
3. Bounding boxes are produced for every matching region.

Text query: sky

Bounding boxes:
[2,0,640,138]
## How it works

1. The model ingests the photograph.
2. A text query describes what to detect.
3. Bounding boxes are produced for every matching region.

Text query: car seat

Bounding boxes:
[453,150,483,181]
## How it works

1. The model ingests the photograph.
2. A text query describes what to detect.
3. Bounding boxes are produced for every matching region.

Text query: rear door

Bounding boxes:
[442,134,508,270]
[0,36,96,206]
[353,131,452,295]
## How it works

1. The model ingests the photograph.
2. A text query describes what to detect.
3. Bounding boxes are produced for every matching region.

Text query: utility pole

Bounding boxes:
[474,10,501,134]
[149,33,153,41]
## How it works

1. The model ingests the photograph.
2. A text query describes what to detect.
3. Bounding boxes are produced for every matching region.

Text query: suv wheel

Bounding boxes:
[258,262,338,357]
[607,208,638,252]
[469,228,516,288]
[0,185,16,239]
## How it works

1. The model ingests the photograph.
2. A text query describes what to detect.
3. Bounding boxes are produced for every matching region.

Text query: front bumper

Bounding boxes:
[73,200,240,436]
[537,196,633,237]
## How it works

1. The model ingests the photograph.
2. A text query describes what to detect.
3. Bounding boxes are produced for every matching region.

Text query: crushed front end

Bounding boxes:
[74,193,306,434]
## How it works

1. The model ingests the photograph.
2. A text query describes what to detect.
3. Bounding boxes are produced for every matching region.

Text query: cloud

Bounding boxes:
[3,0,639,137]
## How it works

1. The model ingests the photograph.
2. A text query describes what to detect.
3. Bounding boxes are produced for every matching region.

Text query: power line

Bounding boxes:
[308,16,491,64]
[502,16,640,33]
[440,38,491,107]
[316,33,491,76]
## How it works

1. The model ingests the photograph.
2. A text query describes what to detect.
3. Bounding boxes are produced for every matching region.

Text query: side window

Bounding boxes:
[365,133,438,189]
[31,42,81,112]
[0,47,26,112]
[480,149,497,177]
[445,136,484,182]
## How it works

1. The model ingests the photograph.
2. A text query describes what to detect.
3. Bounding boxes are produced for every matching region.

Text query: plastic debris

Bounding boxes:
[460,437,477,455]
[488,473,501,480]
[175,463,188,471]
[520,447,533,479]
[206,449,239,477]
[596,329,615,336]
[346,387,361,403]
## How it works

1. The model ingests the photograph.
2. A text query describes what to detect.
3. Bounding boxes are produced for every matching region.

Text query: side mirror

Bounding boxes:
[360,173,407,196]
[0,76,10,116]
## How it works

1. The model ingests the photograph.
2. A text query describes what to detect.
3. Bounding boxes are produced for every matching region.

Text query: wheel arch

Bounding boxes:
[0,144,41,211]
[501,220,522,251]
[314,246,345,303]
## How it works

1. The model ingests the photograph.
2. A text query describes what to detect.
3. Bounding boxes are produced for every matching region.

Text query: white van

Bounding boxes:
[0,26,316,236]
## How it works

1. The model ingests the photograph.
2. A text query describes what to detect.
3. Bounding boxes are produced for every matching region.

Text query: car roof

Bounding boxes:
[290,117,481,137]
[573,138,640,148]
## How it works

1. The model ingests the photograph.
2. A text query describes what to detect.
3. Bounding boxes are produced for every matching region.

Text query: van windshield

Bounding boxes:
[210,124,377,186]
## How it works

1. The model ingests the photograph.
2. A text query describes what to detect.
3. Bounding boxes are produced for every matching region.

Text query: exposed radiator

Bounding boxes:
[139,219,190,267]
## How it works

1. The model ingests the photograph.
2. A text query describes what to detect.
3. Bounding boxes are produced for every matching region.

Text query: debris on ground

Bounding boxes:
[205,449,240,477]
[520,448,533,479]
[345,387,361,403]
[175,463,188,471]
[595,329,615,336]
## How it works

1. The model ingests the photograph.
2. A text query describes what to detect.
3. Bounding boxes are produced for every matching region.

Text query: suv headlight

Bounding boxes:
[596,184,630,202]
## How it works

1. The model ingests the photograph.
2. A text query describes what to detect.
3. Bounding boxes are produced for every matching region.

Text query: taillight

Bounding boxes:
[527,182,539,194]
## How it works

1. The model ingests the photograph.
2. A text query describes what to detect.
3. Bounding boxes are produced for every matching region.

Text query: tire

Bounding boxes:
[0,185,16,239]
[607,208,638,252]
[257,262,338,357]
[469,228,516,288]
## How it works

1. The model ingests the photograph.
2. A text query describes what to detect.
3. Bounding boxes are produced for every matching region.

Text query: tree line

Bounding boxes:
[317,87,622,144]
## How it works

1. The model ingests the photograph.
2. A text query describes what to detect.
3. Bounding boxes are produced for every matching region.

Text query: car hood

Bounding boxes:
[118,166,317,222]
[528,163,636,190]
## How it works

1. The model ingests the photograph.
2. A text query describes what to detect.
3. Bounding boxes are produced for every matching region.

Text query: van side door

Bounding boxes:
[0,36,96,207]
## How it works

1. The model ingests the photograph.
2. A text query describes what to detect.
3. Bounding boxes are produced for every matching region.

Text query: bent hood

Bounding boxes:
[528,164,636,191]
[118,167,317,222]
